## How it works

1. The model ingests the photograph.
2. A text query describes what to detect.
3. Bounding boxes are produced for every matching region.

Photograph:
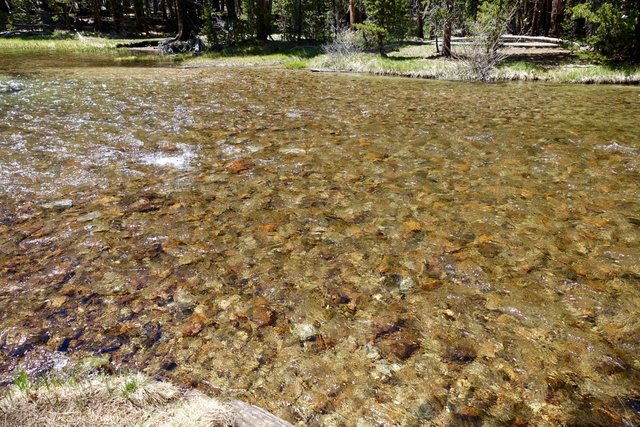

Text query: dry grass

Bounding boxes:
[310,43,640,84]
[0,373,236,427]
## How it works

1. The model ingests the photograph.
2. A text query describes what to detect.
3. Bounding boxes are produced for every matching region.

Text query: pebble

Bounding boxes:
[399,276,415,292]
[293,323,317,342]
[226,158,254,173]
[79,211,102,222]
[42,199,73,211]
[376,331,419,361]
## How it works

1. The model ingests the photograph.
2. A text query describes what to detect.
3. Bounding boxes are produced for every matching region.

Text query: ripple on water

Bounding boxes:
[0,61,639,426]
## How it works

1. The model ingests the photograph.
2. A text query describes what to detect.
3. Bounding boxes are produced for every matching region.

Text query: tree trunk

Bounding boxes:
[133,0,147,33]
[348,0,359,29]
[540,0,551,36]
[92,0,102,31]
[255,0,271,40]
[110,0,123,32]
[144,0,151,22]
[415,0,424,39]
[549,0,564,37]
[175,0,191,40]
[634,16,640,62]
[295,0,302,41]
[225,0,236,18]
[442,0,453,57]
[531,0,539,35]
[168,0,177,29]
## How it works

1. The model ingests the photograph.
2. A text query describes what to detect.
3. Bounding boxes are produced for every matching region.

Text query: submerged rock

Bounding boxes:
[226,158,254,174]
[293,323,317,342]
[376,331,420,361]
[78,211,102,222]
[42,199,73,211]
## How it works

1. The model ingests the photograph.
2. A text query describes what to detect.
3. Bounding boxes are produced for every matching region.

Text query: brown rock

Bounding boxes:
[50,295,67,308]
[226,158,254,174]
[257,223,277,232]
[250,298,276,327]
[377,331,420,361]
[403,218,422,232]
[181,314,206,337]
[326,287,358,309]
[420,278,441,291]
[457,405,483,418]
[372,313,403,338]
[444,341,477,365]
[127,198,159,213]
[477,242,501,258]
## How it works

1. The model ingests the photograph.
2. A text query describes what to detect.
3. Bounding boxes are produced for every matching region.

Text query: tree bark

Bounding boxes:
[540,0,551,36]
[531,0,539,35]
[442,0,453,57]
[109,0,123,32]
[415,0,424,39]
[348,0,359,29]
[225,0,236,19]
[133,0,147,33]
[255,0,271,40]
[92,0,102,31]
[175,0,191,40]
[295,0,302,41]
[634,16,640,62]
[549,0,564,37]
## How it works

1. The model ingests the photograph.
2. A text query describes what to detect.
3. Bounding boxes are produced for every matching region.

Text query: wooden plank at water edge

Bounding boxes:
[230,400,294,427]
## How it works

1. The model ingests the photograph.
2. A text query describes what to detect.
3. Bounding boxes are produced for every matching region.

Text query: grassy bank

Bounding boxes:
[183,41,321,68]
[0,33,154,52]
[0,370,297,426]
[308,44,640,84]
[2,33,639,84]
[0,372,237,426]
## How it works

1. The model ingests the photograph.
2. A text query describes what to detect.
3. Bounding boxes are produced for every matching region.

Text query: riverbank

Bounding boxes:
[2,34,639,84]
[0,370,291,426]
[307,50,640,84]
[180,40,640,84]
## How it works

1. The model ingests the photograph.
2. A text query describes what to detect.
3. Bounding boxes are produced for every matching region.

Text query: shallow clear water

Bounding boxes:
[1,53,639,426]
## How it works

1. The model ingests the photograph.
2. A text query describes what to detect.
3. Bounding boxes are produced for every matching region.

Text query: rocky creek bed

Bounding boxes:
[0,55,639,425]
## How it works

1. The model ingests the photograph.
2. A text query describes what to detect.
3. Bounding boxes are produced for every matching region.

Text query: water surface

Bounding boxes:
[1,53,639,426]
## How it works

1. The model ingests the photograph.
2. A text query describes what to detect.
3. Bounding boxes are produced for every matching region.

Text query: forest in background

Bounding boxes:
[0,0,638,61]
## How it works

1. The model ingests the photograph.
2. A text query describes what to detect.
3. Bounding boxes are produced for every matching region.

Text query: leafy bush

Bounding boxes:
[354,22,389,54]
[568,2,636,60]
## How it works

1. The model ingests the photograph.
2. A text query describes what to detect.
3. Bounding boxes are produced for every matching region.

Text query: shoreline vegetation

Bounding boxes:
[1,34,640,84]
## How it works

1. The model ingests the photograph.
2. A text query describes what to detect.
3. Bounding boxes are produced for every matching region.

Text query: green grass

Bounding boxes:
[121,377,139,397]
[0,34,145,53]
[182,40,321,67]
[550,64,640,84]
[311,53,470,80]
[310,50,640,84]
[3,33,638,84]
[283,60,309,69]
[13,371,31,393]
